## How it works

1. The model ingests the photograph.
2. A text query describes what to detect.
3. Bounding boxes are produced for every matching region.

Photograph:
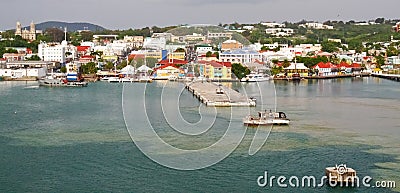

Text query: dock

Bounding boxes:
[185,81,256,107]
[371,73,400,82]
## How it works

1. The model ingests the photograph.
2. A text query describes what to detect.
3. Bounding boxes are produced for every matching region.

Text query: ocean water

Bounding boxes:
[0,77,399,192]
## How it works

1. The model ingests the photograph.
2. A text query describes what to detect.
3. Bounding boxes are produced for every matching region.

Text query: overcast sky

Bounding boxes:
[1,0,399,30]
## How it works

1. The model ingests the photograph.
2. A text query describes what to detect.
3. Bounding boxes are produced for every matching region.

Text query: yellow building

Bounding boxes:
[284,63,309,77]
[221,40,243,51]
[199,61,232,80]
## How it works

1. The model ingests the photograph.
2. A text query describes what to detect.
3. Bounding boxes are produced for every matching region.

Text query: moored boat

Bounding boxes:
[240,73,270,82]
[243,110,289,125]
[39,76,88,87]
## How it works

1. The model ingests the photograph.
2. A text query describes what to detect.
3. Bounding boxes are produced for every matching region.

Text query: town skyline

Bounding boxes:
[1,0,399,31]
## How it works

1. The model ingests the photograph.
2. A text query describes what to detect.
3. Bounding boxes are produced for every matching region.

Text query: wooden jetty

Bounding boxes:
[371,73,400,82]
[185,81,256,107]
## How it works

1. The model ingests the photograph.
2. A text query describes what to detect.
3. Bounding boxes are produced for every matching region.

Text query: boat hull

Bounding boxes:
[243,119,290,126]
[39,80,88,87]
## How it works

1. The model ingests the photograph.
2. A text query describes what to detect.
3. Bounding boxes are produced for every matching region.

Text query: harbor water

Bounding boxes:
[0,77,399,192]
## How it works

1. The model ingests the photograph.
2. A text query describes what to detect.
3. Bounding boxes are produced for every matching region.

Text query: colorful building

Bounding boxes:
[198,60,232,80]
[152,59,187,80]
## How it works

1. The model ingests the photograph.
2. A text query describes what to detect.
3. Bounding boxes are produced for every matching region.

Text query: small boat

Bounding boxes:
[168,75,178,81]
[243,110,289,126]
[325,164,357,186]
[241,73,270,82]
[291,73,301,81]
[39,77,88,87]
[134,75,153,83]
[108,77,134,83]
[100,76,110,81]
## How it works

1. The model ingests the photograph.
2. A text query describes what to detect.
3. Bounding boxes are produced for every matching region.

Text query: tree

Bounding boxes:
[231,63,250,79]
[282,59,291,68]
[271,66,283,75]
[213,52,219,59]
[4,48,18,54]
[45,28,65,42]
[81,62,98,74]
[60,66,67,73]
[80,31,94,41]
[104,61,115,71]
[321,41,341,53]
[386,45,399,57]
[26,55,41,61]
[375,18,385,24]
[206,51,212,57]
[375,55,385,68]
[175,48,185,52]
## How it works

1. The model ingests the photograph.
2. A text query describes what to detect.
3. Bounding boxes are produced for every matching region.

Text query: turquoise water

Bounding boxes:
[0,77,399,192]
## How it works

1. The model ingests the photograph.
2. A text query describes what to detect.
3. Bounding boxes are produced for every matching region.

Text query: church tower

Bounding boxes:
[30,21,35,33]
[15,21,22,37]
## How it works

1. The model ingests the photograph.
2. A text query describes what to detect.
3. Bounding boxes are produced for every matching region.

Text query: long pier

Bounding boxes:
[185,81,256,107]
[371,73,400,82]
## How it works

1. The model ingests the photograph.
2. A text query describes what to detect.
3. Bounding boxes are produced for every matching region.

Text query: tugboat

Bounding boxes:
[39,72,88,87]
[243,110,290,126]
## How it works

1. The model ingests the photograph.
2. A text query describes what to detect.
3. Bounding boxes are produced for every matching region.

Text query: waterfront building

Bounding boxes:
[153,59,187,79]
[336,62,362,74]
[38,41,77,64]
[284,63,309,77]
[15,21,36,41]
[312,62,338,76]
[198,60,232,80]
[0,61,53,79]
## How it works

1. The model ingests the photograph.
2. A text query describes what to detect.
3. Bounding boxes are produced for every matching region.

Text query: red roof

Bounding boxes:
[313,62,337,69]
[198,60,232,68]
[154,63,180,71]
[128,54,145,60]
[77,46,91,52]
[80,55,95,59]
[337,62,361,68]
[158,59,188,66]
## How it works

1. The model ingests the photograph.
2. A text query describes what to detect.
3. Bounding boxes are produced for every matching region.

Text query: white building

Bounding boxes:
[0,61,50,78]
[265,28,294,36]
[242,26,255,30]
[220,47,262,63]
[299,23,334,30]
[207,32,233,39]
[38,41,77,64]
[196,45,213,54]
[261,22,285,28]
[143,37,166,50]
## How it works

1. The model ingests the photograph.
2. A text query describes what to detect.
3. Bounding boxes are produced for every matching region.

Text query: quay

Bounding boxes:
[371,73,400,82]
[185,81,256,107]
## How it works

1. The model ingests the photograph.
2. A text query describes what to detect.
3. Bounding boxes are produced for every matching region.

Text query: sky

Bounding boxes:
[1,0,399,30]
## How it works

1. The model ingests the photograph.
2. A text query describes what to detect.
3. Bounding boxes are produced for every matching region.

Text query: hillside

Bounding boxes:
[27,21,106,32]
